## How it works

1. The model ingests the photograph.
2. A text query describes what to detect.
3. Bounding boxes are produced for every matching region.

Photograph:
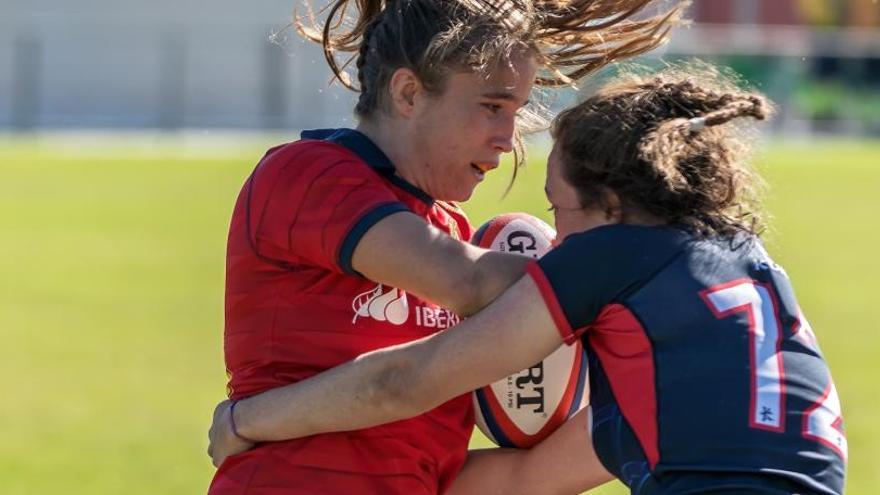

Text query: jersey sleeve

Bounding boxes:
[525,225,686,345]
[248,142,408,274]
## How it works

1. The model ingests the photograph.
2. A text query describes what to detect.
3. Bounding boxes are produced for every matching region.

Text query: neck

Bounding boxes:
[356,119,422,188]
[620,207,666,226]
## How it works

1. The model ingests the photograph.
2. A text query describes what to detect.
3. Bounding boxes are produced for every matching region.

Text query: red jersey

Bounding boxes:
[210,128,474,495]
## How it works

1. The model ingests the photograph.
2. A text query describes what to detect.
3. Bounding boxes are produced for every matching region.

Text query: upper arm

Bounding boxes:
[351,211,530,315]
[249,151,408,273]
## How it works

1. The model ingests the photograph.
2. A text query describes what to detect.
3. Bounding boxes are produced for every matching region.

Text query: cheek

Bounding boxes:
[430,118,474,153]
[552,213,575,241]
[554,210,610,240]
[448,105,489,136]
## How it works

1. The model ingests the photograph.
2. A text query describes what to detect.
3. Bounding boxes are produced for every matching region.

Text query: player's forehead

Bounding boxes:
[486,53,537,89]
[445,54,537,102]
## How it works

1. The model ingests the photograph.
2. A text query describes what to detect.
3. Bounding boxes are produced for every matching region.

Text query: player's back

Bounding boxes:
[533,225,846,494]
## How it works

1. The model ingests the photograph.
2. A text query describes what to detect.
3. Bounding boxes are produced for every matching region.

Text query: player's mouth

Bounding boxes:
[471,162,497,181]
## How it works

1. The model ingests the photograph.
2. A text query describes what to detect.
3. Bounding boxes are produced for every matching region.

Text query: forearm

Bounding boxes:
[451,410,615,495]
[446,448,525,495]
[230,276,561,444]
[448,447,578,495]
[233,344,429,442]
[449,446,612,495]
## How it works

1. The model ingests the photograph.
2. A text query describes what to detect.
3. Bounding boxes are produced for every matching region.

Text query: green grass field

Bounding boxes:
[1,135,877,494]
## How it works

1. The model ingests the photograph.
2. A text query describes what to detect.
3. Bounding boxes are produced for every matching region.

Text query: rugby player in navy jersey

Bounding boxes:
[208,0,682,493]
[210,65,846,495]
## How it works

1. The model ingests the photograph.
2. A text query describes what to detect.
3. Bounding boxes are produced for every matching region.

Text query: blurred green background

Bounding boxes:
[3,0,879,493]
[0,136,877,494]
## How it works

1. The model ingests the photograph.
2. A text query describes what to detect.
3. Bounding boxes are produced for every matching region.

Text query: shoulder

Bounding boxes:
[253,140,392,194]
[539,225,692,302]
[259,140,369,174]
[530,225,693,332]
[551,224,691,264]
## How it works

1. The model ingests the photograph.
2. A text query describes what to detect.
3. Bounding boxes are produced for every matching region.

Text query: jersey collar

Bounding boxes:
[301,128,434,206]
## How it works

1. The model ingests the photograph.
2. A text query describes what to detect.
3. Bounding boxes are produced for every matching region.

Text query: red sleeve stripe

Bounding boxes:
[526,262,580,345]
[590,304,660,469]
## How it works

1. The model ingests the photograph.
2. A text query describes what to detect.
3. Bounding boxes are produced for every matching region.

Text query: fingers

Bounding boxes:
[213,400,232,422]
[207,419,215,457]
[207,430,214,458]
[206,398,256,469]
[207,400,233,467]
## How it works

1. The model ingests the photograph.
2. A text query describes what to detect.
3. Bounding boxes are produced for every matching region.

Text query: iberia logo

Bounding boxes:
[351,284,409,325]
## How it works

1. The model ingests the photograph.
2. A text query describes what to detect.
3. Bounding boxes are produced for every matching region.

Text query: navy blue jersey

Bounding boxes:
[526,224,846,495]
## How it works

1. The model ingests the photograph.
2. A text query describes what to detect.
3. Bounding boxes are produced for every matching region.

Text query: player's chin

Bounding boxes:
[450,185,477,203]
[437,175,482,203]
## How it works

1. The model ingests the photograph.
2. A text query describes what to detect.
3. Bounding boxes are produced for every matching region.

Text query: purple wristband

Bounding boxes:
[229,400,258,444]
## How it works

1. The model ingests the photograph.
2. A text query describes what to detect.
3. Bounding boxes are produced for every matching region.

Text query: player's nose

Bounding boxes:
[491,118,515,153]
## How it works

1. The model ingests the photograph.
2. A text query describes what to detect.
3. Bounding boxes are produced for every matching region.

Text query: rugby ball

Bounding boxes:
[471,213,589,448]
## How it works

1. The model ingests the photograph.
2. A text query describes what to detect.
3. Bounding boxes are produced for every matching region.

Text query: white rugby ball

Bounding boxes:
[471,213,589,448]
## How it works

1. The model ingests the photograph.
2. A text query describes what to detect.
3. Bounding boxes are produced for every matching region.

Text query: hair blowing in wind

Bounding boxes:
[291,0,687,176]
[294,0,688,98]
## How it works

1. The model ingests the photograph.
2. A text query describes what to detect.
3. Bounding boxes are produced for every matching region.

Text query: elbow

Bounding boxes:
[442,294,477,319]
[360,353,434,419]
[430,242,503,317]
[446,249,524,317]
[441,269,487,317]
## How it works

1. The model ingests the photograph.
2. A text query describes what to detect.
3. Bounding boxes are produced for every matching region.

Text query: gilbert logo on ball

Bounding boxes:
[471,213,589,448]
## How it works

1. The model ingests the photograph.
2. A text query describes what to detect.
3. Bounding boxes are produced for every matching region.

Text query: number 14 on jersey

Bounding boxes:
[701,277,847,461]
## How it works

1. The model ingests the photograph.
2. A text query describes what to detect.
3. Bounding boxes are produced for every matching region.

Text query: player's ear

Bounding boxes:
[387,68,422,119]
[601,188,623,223]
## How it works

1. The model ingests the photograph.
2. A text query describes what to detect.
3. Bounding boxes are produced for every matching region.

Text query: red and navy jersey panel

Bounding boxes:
[526,224,846,495]
[221,128,473,493]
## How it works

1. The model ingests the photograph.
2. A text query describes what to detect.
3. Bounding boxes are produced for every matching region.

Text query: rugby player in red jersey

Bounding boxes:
[209,1,682,493]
